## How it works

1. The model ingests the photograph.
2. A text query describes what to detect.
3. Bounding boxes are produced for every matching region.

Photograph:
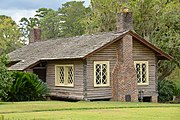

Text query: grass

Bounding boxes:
[0,101,180,120]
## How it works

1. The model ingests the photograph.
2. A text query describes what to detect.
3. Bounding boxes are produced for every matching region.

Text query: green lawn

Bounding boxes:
[0,101,180,120]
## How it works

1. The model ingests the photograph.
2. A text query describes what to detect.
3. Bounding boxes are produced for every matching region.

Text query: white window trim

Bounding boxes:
[55,64,74,87]
[94,61,110,87]
[134,61,149,85]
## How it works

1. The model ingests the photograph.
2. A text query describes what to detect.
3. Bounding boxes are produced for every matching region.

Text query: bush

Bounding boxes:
[0,54,13,101]
[3,71,49,102]
[173,79,180,96]
[158,79,177,102]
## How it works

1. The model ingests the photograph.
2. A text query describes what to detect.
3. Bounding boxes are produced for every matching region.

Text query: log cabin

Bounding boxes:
[8,12,172,102]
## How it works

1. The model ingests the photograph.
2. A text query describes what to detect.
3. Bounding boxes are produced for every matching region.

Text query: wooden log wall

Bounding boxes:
[46,59,84,100]
[133,39,158,97]
[85,42,118,100]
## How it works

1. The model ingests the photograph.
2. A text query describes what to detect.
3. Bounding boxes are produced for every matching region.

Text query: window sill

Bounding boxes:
[55,84,74,87]
[94,85,110,87]
[137,83,149,86]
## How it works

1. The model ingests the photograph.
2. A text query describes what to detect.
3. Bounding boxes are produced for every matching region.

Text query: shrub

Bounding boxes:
[3,71,49,102]
[158,79,176,102]
[0,54,13,101]
[173,79,180,96]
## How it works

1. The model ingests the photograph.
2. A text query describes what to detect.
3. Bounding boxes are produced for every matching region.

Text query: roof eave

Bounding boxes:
[156,54,173,60]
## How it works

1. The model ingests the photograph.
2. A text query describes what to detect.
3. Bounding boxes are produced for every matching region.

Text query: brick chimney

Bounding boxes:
[117,11,133,32]
[112,10,138,102]
[29,27,41,43]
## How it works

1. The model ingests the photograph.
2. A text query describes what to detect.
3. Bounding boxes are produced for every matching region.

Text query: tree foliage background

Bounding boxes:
[19,1,89,40]
[0,15,23,55]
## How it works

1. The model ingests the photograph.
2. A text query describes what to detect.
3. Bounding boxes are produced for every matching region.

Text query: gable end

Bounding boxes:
[129,31,172,60]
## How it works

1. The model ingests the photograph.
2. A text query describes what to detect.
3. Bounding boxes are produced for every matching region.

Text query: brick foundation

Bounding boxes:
[151,95,158,103]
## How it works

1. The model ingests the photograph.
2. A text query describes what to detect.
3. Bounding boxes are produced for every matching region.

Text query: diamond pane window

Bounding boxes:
[142,64,147,83]
[96,64,101,84]
[94,61,110,87]
[55,65,74,87]
[136,63,141,83]
[102,64,107,84]
[67,66,73,84]
[134,61,149,85]
[59,66,64,84]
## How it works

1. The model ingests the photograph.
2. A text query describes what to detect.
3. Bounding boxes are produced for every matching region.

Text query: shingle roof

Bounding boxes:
[8,30,172,70]
[8,31,127,70]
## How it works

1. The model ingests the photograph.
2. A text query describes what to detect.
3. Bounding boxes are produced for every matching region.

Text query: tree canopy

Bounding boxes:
[0,15,23,55]
[19,1,90,40]
[58,1,90,37]
[38,8,61,39]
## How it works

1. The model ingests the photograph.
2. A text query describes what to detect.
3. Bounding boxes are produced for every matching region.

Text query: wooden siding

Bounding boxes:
[85,42,118,100]
[46,38,158,100]
[46,59,84,100]
[133,39,158,97]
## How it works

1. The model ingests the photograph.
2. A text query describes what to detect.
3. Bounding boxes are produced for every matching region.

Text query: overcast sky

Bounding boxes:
[0,0,90,24]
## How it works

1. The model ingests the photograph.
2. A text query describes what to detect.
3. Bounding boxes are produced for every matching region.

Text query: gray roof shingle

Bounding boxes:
[8,31,127,70]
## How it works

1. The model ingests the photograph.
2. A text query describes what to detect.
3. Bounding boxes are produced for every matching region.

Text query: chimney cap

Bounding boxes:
[122,7,129,13]
[33,26,40,29]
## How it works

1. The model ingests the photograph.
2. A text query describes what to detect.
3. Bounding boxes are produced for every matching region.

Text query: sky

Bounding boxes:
[0,0,90,24]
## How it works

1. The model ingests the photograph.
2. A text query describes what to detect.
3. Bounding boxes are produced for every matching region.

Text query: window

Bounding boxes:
[94,61,110,87]
[134,61,149,85]
[55,65,74,87]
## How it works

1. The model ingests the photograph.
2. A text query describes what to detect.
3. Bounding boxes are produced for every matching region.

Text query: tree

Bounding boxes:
[0,54,13,100]
[86,0,122,33]
[38,8,61,39]
[19,17,40,39]
[58,1,90,37]
[87,0,180,80]
[19,8,58,40]
[19,1,90,40]
[150,1,180,80]
[0,15,23,55]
